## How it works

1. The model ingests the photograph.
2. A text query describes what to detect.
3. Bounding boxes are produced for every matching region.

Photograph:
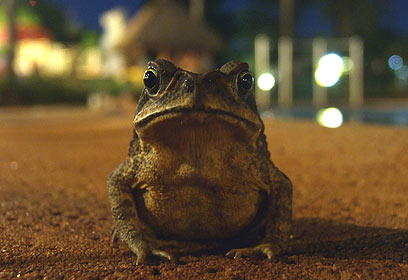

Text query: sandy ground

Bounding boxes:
[0,106,407,279]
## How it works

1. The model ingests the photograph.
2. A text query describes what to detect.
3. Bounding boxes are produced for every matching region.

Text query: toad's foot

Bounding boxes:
[111,228,174,264]
[111,226,119,246]
[226,243,280,260]
[131,243,174,265]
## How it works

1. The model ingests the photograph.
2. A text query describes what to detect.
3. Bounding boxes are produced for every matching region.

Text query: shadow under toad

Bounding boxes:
[287,218,407,261]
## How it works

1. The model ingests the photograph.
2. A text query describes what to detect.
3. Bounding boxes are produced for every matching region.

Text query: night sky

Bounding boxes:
[53,0,144,30]
[52,0,408,36]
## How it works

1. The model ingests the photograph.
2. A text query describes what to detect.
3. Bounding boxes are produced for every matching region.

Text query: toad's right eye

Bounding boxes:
[143,68,160,95]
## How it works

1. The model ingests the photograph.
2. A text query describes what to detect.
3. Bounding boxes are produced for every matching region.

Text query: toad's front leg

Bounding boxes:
[107,161,174,264]
[226,169,292,260]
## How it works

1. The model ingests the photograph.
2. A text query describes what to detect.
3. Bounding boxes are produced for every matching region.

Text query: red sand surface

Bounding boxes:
[0,107,407,279]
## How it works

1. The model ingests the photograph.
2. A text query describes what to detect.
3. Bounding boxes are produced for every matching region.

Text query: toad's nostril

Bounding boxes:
[176,71,196,93]
[184,79,195,92]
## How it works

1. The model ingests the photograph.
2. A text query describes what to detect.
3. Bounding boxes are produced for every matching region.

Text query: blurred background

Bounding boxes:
[0,0,407,127]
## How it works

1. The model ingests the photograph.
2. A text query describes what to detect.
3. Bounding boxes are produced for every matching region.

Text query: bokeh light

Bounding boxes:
[317,107,343,128]
[388,55,403,70]
[315,53,344,87]
[395,65,408,81]
[257,72,275,91]
[342,56,354,73]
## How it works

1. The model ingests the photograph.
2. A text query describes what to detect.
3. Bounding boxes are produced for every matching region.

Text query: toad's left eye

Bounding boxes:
[237,71,254,97]
[143,68,160,96]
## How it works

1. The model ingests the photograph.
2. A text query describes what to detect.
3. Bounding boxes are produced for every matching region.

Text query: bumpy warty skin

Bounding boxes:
[107,59,292,264]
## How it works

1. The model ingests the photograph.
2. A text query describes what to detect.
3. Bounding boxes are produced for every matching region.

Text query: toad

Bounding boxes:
[107,59,292,264]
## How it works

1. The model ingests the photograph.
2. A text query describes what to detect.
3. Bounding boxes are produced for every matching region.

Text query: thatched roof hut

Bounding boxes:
[117,0,222,71]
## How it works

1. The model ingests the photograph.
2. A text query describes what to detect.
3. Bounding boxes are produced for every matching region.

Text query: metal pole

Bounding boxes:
[254,34,271,111]
[349,36,364,109]
[312,38,328,108]
[278,37,293,108]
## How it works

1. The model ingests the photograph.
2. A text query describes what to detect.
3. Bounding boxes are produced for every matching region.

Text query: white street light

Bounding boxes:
[257,73,275,91]
[315,53,344,87]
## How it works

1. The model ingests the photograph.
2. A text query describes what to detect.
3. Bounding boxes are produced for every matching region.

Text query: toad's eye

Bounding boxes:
[143,68,160,95]
[237,71,253,98]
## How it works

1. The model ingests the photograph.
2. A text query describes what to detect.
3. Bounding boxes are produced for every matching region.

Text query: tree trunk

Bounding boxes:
[3,0,19,104]
[280,0,294,37]
[334,1,353,37]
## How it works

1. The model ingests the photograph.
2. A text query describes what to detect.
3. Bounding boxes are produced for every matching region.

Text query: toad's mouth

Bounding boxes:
[134,109,262,143]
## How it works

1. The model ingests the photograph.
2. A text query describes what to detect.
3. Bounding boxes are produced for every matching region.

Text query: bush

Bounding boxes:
[0,76,142,105]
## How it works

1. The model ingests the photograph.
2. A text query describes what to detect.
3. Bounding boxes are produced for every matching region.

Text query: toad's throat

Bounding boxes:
[134,109,260,143]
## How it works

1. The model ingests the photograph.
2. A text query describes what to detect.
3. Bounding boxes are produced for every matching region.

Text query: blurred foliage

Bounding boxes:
[0,4,41,26]
[0,1,83,43]
[31,0,83,43]
[80,31,100,49]
[0,76,141,105]
[311,0,391,37]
